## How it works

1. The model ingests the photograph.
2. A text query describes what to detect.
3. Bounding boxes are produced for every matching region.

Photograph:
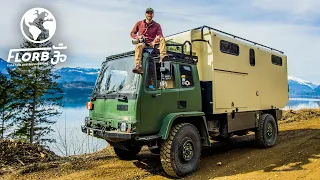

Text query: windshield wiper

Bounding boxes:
[90,94,97,101]
[106,90,128,101]
[105,90,118,94]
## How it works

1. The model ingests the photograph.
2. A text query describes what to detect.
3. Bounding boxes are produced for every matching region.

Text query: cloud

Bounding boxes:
[0,0,319,83]
[250,0,320,15]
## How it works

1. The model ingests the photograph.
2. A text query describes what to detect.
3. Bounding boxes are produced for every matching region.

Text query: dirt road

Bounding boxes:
[2,118,320,180]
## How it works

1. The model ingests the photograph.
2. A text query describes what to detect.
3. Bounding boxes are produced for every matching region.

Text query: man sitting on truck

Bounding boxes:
[130,7,167,74]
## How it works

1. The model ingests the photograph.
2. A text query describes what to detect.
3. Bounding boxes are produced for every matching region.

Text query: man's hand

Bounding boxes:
[154,35,160,44]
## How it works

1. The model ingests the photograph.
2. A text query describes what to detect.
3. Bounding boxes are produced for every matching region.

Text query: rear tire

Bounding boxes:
[114,144,141,160]
[160,123,201,178]
[255,114,277,148]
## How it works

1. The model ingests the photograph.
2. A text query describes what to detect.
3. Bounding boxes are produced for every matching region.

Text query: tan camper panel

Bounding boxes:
[165,28,288,114]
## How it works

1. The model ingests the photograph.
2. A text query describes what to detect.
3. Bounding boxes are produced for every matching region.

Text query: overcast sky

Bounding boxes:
[0,0,320,83]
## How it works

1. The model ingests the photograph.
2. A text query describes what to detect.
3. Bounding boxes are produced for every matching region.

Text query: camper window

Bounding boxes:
[250,49,255,66]
[220,40,239,56]
[271,55,282,66]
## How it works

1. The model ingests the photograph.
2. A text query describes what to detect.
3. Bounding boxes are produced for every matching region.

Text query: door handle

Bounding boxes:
[152,93,162,98]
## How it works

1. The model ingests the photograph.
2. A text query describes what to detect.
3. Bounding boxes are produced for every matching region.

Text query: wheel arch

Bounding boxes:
[157,112,211,146]
[261,109,282,133]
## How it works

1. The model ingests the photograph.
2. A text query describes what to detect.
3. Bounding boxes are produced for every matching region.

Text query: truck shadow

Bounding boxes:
[133,128,320,179]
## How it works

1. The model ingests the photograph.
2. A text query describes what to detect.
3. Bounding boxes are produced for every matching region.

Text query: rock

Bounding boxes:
[217,162,222,166]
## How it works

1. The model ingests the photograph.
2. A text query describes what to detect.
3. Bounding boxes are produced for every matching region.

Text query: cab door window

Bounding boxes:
[146,60,156,90]
[155,63,175,89]
[146,61,175,90]
[179,65,194,88]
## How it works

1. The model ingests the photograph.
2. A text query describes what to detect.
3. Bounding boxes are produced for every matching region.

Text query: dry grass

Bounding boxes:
[281,109,320,124]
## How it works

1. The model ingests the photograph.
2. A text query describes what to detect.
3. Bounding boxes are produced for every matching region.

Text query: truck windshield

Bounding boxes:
[93,56,139,96]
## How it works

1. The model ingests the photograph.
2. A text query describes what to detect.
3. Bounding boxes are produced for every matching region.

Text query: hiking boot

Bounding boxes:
[132,65,143,74]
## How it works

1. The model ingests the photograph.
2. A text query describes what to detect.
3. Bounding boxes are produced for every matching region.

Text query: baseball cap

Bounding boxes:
[146,8,154,13]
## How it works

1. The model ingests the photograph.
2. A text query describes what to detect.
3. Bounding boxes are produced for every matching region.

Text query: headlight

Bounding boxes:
[120,122,127,132]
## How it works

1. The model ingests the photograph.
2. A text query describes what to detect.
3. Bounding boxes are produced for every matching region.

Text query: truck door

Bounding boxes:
[140,59,180,135]
[177,64,202,112]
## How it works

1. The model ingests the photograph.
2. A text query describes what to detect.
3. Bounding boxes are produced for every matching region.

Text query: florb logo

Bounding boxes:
[8,7,67,66]
[21,8,56,43]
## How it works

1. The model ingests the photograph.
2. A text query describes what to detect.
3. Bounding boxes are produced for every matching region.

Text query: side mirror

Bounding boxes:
[160,61,172,80]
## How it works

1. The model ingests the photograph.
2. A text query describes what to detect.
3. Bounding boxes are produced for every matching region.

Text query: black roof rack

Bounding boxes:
[104,47,198,65]
[105,51,135,61]
[150,48,198,65]
[165,25,284,54]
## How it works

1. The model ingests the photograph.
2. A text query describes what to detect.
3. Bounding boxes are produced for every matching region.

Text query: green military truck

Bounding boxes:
[82,25,288,177]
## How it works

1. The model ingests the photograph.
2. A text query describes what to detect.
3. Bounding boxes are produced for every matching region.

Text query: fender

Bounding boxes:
[157,111,211,146]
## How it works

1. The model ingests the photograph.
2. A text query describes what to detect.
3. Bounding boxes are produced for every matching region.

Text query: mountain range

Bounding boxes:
[288,76,320,97]
[1,58,320,98]
[0,58,10,74]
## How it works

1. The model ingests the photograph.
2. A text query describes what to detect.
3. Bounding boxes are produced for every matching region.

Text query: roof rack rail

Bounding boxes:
[166,25,284,54]
[105,51,135,61]
[150,48,198,64]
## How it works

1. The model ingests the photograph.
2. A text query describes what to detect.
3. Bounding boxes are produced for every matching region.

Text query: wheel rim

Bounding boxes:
[266,122,274,140]
[181,139,194,162]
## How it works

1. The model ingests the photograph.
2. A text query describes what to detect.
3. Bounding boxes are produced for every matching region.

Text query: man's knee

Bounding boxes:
[159,38,166,47]
[136,43,145,51]
[135,43,145,50]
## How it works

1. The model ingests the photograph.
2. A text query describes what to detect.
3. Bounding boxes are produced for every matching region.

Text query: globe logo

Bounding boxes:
[20,8,56,44]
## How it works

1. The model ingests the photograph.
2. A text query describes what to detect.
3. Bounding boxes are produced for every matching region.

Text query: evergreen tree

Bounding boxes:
[8,17,63,144]
[0,73,14,139]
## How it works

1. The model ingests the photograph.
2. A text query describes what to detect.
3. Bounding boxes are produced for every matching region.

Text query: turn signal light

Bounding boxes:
[86,102,93,110]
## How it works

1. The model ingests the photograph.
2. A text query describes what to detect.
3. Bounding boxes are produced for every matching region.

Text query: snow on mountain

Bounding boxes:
[54,67,99,75]
[288,75,319,90]
[54,67,100,83]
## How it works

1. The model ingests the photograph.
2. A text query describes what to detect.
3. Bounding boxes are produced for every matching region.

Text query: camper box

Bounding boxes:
[165,27,288,115]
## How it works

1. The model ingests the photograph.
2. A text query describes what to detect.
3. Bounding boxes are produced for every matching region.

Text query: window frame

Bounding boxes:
[145,59,157,91]
[145,59,177,91]
[249,48,255,66]
[271,55,283,66]
[179,64,194,88]
[220,40,240,56]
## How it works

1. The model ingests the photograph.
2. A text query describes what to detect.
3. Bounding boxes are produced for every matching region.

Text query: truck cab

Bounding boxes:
[82,45,206,142]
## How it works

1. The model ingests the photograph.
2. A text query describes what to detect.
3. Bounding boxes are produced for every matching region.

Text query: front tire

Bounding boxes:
[114,144,141,160]
[160,123,201,178]
[255,114,278,148]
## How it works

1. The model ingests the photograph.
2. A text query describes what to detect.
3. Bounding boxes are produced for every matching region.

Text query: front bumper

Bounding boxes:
[81,125,136,142]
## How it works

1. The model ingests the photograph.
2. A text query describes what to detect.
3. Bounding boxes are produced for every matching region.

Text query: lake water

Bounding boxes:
[49,106,107,156]
[49,98,320,156]
[284,98,320,110]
